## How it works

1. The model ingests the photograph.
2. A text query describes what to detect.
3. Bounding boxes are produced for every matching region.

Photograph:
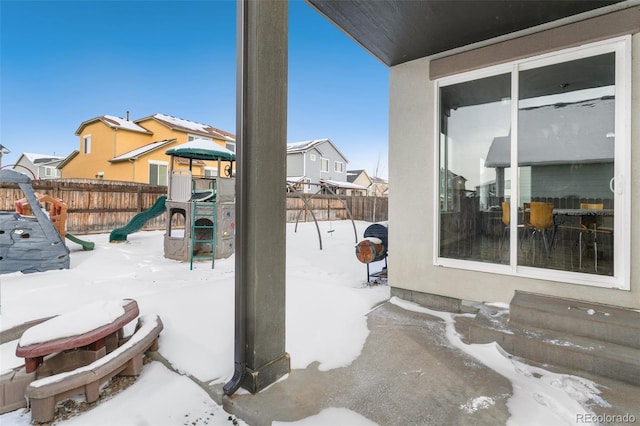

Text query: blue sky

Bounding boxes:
[0,0,389,178]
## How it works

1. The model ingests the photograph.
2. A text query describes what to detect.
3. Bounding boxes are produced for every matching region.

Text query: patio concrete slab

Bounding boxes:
[211,300,640,426]
[215,302,513,425]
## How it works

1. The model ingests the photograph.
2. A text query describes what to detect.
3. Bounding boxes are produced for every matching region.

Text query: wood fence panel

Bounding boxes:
[0,179,167,234]
[285,193,387,223]
[344,195,388,223]
[1,179,388,234]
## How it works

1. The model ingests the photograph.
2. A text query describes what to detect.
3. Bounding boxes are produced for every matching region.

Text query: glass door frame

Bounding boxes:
[433,36,631,290]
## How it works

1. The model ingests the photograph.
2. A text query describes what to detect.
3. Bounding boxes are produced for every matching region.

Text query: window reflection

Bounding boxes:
[439,74,511,264]
[517,53,615,276]
[438,53,616,276]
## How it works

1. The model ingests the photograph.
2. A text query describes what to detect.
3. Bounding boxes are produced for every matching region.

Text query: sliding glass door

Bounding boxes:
[436,37,629,289]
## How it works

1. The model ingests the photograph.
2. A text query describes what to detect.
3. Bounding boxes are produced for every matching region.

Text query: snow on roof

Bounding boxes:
[21,152,66,163]
[286,176,306,184]
[287,138,349,163]
[165,138,236,161]
[287,139,329,153]
[110,139,175,162]
[144,114,236,142]
[320,179,368,190]
[75,115,151,135]
[101,115,150,133]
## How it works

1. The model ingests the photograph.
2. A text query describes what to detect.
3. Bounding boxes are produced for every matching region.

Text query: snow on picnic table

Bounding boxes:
[18,299,130,347]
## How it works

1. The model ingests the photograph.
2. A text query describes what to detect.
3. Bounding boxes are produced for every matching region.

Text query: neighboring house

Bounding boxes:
[286,138,349,193]
[307,3,640,313]
[13,153,66,180]
[369,176,389,197]
[346,169,389,197]
[346,169,372,196]
[59,113,235,184]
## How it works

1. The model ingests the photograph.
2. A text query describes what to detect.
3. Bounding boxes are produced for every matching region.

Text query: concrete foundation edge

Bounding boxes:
[390,287,463,313]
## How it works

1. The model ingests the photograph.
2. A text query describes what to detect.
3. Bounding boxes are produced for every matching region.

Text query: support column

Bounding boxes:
[225,0,289,395]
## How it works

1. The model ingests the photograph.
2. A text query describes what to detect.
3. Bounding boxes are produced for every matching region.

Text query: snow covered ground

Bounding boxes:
[0,220,618,425]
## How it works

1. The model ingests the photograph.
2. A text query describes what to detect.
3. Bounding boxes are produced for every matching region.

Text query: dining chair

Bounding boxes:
[521,202,531,247]
[500,201,510,256]
[528,202,555,263]
[575,203,612,272]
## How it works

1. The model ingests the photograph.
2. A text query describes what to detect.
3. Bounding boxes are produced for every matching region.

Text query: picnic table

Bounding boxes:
[15,299,139,373]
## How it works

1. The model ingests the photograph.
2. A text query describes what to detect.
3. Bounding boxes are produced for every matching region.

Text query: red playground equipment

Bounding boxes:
[15,192,94,251]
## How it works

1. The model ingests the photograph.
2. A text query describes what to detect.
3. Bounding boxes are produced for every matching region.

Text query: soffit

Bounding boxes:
[306,0,625,67]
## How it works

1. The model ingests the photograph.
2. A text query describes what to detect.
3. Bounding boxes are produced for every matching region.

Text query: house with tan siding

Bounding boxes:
[59,113,235,184]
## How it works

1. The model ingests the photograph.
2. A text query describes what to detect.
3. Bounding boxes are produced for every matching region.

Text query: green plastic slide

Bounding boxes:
[109,196,167,242]
[65,233,95,250]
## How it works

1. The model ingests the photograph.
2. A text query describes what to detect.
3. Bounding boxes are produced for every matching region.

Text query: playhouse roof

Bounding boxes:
[165,138,236,161]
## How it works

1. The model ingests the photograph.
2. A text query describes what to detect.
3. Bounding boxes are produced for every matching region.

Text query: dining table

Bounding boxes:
[552,208,614,217]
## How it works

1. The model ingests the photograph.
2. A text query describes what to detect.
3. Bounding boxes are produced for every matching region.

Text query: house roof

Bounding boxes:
[320,179,368,190]
[110,139,176,163]
[287,138,349,162]
[18,152,66,166]
[138,113,236,142]
[306,1,628,67]
[346,169,370,184]
[75,115,151,135]
[286,176,306,185]
[57,151,79,169]
[485,97,614,168]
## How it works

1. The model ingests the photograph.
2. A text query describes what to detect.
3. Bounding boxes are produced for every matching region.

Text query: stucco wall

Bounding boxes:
[388,32,639,309]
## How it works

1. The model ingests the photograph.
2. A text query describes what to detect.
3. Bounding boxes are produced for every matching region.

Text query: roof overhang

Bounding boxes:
[306,0,630,67]
[57,150,79,169]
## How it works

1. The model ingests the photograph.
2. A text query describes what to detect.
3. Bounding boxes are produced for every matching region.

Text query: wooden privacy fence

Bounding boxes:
[345,194,388,223]
[287,193,388,224]
[0,179,167,234]
[0,179,388,234]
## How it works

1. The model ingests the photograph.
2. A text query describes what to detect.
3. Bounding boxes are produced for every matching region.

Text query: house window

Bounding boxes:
[226,142,236,153]
[204,167,218,177]
[149,161,168,186]
[83,135,91,154]
[310,154,316,161]
[43,166,60,178]
[188,135,212,142]
[320,158,329,172]
[436,37,629,289]
[334,161,344,173]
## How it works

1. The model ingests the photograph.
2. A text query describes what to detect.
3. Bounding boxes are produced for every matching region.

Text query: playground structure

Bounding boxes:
[0,170,71,274]
[109,195,167,242]
[286,179,359,250]
[163,139,236,269]
[107,140,235,269]
[0,169,95,274]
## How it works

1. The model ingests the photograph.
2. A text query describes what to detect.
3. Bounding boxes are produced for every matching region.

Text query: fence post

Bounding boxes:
[137,185,143,212]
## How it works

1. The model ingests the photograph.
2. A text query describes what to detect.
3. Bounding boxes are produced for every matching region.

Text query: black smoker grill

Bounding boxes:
[355,222,388,283]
